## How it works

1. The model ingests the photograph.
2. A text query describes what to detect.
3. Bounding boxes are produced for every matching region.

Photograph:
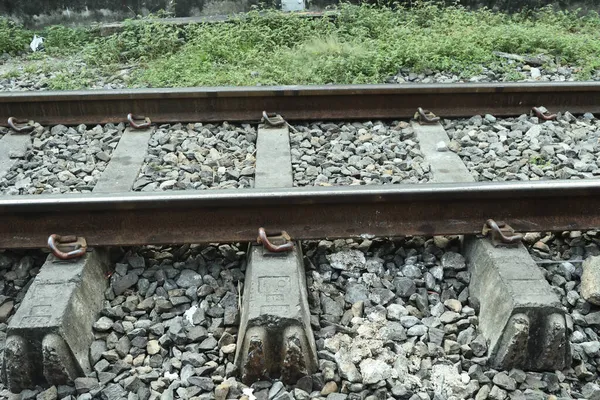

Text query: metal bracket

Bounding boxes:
[7,117,34,133]
[47,234,88,260]
[262,111,286,128]
[531,106,557,121]
[127,113,152,129]
[414,107,440,125]
[482,219,523,247]
[257,227,294,254]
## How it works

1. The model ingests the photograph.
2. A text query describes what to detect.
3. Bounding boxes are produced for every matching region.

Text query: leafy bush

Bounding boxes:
[83,18,183,66]
[0,18,31,55]
[43,25,90,55]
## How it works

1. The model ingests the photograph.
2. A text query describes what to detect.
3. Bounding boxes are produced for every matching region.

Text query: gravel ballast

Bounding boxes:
[525,230,600,398]
[0,123,123,195]
[1,236,600,398]
[133,122,256,191]
[445,112,600,182]
[291,121,430,186]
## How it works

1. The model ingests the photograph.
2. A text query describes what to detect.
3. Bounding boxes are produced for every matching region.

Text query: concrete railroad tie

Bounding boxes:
[235,118,318,384]
[414,121,570,370]
[2,126,154,392]
[2,250,111,391]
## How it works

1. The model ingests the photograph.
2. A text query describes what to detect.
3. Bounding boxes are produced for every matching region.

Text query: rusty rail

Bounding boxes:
[1,82,600,125]
[1,180,600,249]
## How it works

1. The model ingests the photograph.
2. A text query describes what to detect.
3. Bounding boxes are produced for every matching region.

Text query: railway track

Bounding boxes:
[0,82,599,399]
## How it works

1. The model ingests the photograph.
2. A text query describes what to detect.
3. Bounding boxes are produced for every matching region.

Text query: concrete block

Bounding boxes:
[464,237,570,370]
[254,124,293,188]
[0,133,31,180]
[2,250,110,392]
[235,244,317,384]
[412,122,474,184]
[234,121,316,384]
[93,127,153,193]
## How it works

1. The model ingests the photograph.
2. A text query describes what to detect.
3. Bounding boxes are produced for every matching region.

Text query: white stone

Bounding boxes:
[436,141,448,152]
[359,358,392,385]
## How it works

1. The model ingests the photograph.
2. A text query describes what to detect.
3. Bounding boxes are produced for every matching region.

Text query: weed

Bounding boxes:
[1,69,21,79]
[5,3,600,88]
[530,156,552,167]
[83,17,183,67]
[0,19,31,55]
[43,26,90,55]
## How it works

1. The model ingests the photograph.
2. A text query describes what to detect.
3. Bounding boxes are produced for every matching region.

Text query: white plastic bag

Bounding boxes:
[30,35,44,52]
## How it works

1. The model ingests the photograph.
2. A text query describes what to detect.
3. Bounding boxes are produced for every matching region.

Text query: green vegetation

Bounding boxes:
[0,19,88,56]
[0,19,32,55]
[134,4,600,86]
[530,155,552,167]
[43,25,90,55]
[2,3,600,89]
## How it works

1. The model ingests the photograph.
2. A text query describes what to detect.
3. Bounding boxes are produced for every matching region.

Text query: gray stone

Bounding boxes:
[394,277,416,297]
[582,383,600,400]
[176,269,203,288]
[407,325,428,336]
[489,385,508,400]
[112,273,139,296]
[74,377,99,394]
[386,304,407,321]
[57,385,76,398]
[345,284,369,304]
[400,316,420,328]
[115,335,131,357]
[322,295,344,317]
[101,384,127,400]
[188,376,214,391]
[36,386,57,400]
[493,372,516,391]
[327,250,366,271]
[441,252,466,271]
[94,317,114,332]
[122,376,142,392]
[581,256,600,305]
[336,352,362,383]
[199,336,218,350]
[89,340,107,365]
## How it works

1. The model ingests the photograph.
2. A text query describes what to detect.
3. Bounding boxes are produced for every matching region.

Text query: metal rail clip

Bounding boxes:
[257,227,294,253]
[531,106,557,121]
[414,107,440,125]
[482,219,523,247]
[262,111,286,128]
[127,113,152,129]
[47,234,88,260]
[7,117,34,133]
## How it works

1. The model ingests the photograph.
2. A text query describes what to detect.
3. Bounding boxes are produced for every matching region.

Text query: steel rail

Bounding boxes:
[1,82,600,125]
[0,179,599,249]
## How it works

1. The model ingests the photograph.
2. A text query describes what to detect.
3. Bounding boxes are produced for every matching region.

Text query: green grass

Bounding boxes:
[3,3,600,89]
[134,3,600,86]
